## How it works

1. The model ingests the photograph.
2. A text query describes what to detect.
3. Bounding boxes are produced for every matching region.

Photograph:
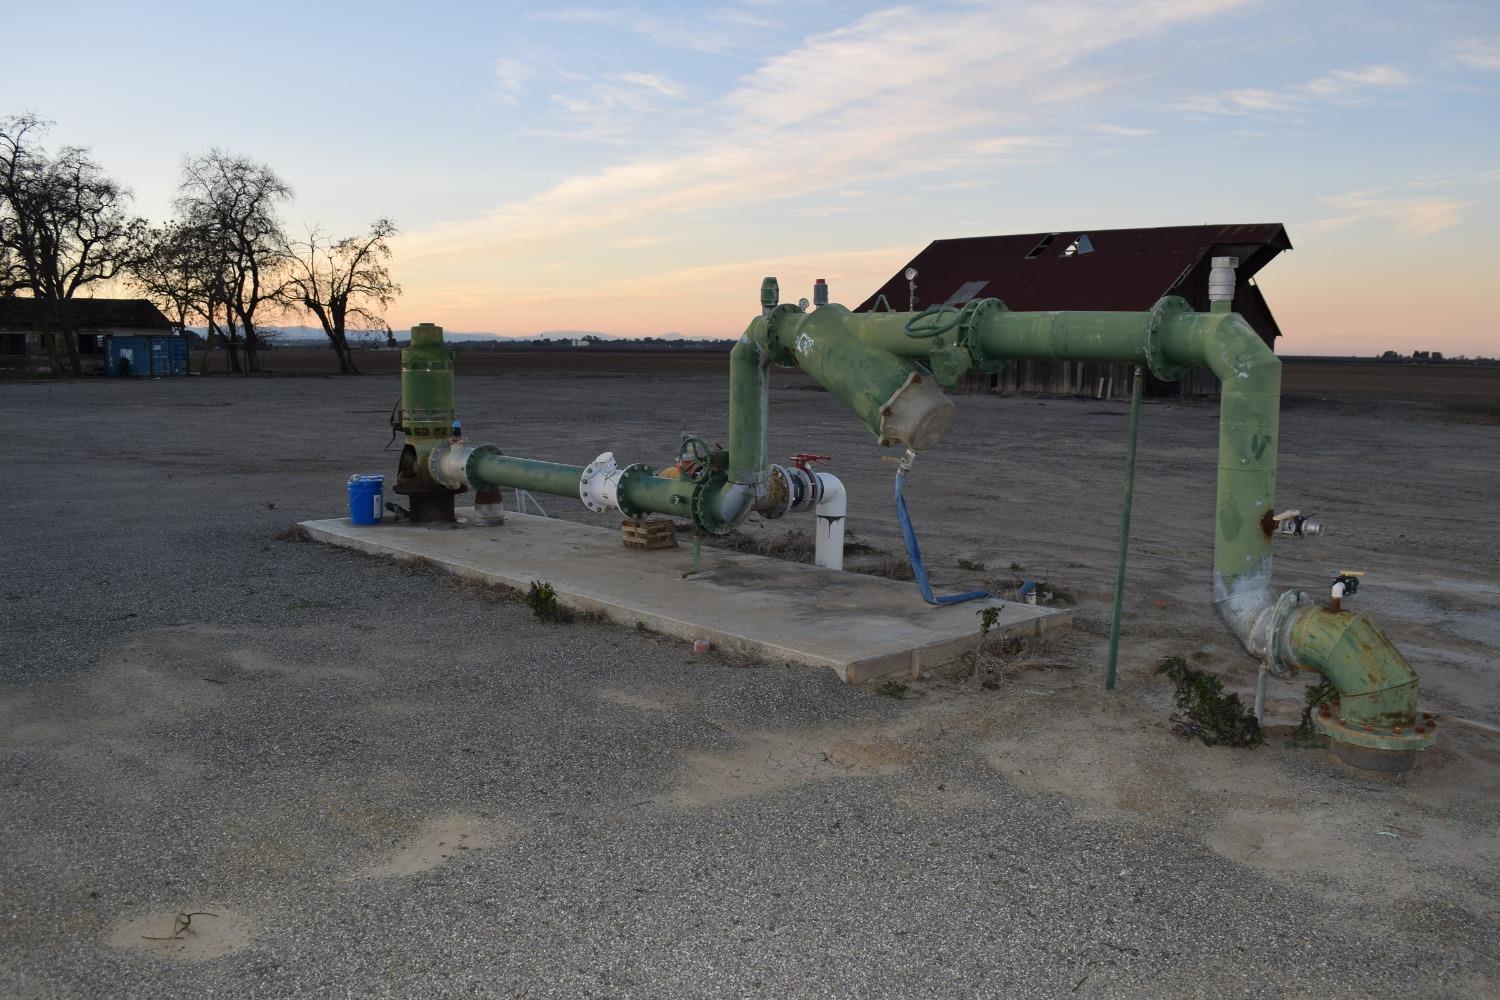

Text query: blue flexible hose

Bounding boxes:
[895,465,991,606]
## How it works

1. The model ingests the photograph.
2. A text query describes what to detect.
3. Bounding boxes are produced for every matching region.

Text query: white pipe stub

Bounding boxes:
[813,472,846,571]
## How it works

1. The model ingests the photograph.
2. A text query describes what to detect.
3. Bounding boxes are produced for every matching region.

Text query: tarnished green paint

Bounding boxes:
[403,299,1426,759]
[465,447,699,518]
[401,322,456,440]
[728,337,769,491]
[468,449,584,498]
[1293,609,1432,751]
[1156,310,1283,624]
[820,297,1425,753]
[758,305,933,443]
[399,323,460,498]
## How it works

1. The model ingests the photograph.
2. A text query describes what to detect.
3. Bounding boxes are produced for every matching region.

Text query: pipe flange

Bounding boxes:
[956,297,1008,374]
[613,463,655,518]
[764,303,806,367]
[428,441,496,491]
[579,451,621,513]
[1312,714,1436,753]
[688,479,736,536]
[755,465,792,519]
[1263,589,1306,679]
[1144,296,1193,382]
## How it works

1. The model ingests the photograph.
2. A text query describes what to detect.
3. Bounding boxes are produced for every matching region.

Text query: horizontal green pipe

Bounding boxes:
[470,451,584,498]
[465,448,698,519]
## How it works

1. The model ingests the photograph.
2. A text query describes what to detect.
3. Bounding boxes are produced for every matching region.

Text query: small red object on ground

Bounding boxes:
[693,639,711,653]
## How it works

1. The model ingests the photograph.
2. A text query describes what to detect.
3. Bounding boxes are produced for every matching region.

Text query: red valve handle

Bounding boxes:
[791,453,831,472]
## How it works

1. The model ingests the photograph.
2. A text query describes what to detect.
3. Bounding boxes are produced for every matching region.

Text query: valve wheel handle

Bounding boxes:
[676,435,713,483]
[903,305,962,338]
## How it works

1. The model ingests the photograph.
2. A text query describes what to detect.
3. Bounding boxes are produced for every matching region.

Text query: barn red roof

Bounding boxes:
[856,223,1292,343]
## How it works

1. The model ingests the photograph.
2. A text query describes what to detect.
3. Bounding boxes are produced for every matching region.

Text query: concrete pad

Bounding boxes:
[301,512,1069,683]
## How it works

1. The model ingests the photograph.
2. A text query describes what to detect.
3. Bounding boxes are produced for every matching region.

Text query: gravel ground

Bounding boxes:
[1,371,1496,998]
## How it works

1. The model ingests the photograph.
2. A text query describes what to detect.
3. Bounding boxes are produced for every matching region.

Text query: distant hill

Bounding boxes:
[189,325,706,344]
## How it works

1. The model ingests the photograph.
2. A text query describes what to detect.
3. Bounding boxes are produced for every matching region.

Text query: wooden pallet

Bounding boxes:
[621,517,678,550]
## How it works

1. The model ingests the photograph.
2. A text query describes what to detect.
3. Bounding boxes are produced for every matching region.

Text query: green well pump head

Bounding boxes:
[393,322,465,522]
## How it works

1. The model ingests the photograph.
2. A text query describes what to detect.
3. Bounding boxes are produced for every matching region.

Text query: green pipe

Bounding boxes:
[753,305,955,450]
[1105,366,1144,690]
[728,335,769,494]
[457,447,698,519]
[1287,610,1430,748]
[469,451,585,498]
[774,298,1425,762]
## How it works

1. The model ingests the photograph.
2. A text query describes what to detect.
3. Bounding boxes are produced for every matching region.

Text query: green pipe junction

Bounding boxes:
[395,276,1433,772]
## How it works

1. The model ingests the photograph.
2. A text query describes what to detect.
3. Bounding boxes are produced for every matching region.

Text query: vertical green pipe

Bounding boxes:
[728,337,768,491]
[1105,365,1144,690]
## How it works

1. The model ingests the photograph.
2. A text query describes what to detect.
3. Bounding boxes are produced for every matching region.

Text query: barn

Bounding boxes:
[857,223,1291,397]
[0,298,186,376]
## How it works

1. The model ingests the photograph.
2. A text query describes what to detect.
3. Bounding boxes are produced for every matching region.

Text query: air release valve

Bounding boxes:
[1329,570,1363,612]
[1273,509,1323,538]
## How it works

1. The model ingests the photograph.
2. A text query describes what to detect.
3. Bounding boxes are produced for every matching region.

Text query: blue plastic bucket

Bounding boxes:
[347,474,384,525]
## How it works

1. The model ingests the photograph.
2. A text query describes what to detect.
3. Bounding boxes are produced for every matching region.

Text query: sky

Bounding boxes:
[7,0,1498,355]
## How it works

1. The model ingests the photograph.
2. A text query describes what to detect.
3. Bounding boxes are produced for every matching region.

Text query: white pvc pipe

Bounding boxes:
[813,472,846,571]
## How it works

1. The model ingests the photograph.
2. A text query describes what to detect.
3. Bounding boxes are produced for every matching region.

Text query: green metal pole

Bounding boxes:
[1105,366,1144,690]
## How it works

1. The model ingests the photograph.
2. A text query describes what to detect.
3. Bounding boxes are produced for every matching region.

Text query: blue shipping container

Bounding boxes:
[106,335,189,377]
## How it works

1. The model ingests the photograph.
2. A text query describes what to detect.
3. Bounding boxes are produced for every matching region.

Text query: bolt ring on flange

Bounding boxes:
[956,297,1007,372]
[614,463,655,518]
[1263,588,1306,680]
[1144,295,1194,382]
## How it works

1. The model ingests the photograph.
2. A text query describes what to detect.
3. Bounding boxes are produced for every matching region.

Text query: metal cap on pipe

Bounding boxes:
[1209,256,1239,303]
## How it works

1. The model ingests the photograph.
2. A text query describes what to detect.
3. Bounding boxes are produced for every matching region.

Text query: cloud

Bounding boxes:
[1178,64,1413,115]
[1096,123,1155,136]
[1447,37,1500,71]
[1307,190,1467,237]
[493,58,531,105]
[613,73,683,98]
[527,7,747,54]
[403,1,1250,266]
[538,71,691,142]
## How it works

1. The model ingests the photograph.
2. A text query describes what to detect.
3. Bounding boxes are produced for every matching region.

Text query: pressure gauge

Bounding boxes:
[904,267,918,281]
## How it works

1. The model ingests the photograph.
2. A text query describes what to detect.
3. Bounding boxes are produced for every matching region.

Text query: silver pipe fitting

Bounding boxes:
[1208,256,1239,304]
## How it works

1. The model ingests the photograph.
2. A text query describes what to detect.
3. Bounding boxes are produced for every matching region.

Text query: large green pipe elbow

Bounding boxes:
[755,306,955,450]
[1287,608,1434,763]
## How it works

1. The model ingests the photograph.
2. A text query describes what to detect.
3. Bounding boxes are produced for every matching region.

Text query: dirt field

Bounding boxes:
[2,367,1497,997]
[221,345,1500,408]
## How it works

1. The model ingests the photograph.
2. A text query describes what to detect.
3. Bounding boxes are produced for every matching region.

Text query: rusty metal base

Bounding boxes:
[391,489,458,524]
[1328,739,1419,775]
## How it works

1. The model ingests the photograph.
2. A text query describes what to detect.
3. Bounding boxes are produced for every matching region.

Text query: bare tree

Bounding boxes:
[1,114,147,374]
[132,220,206,330]
[281,219,400,374]
[175,150,289,374]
